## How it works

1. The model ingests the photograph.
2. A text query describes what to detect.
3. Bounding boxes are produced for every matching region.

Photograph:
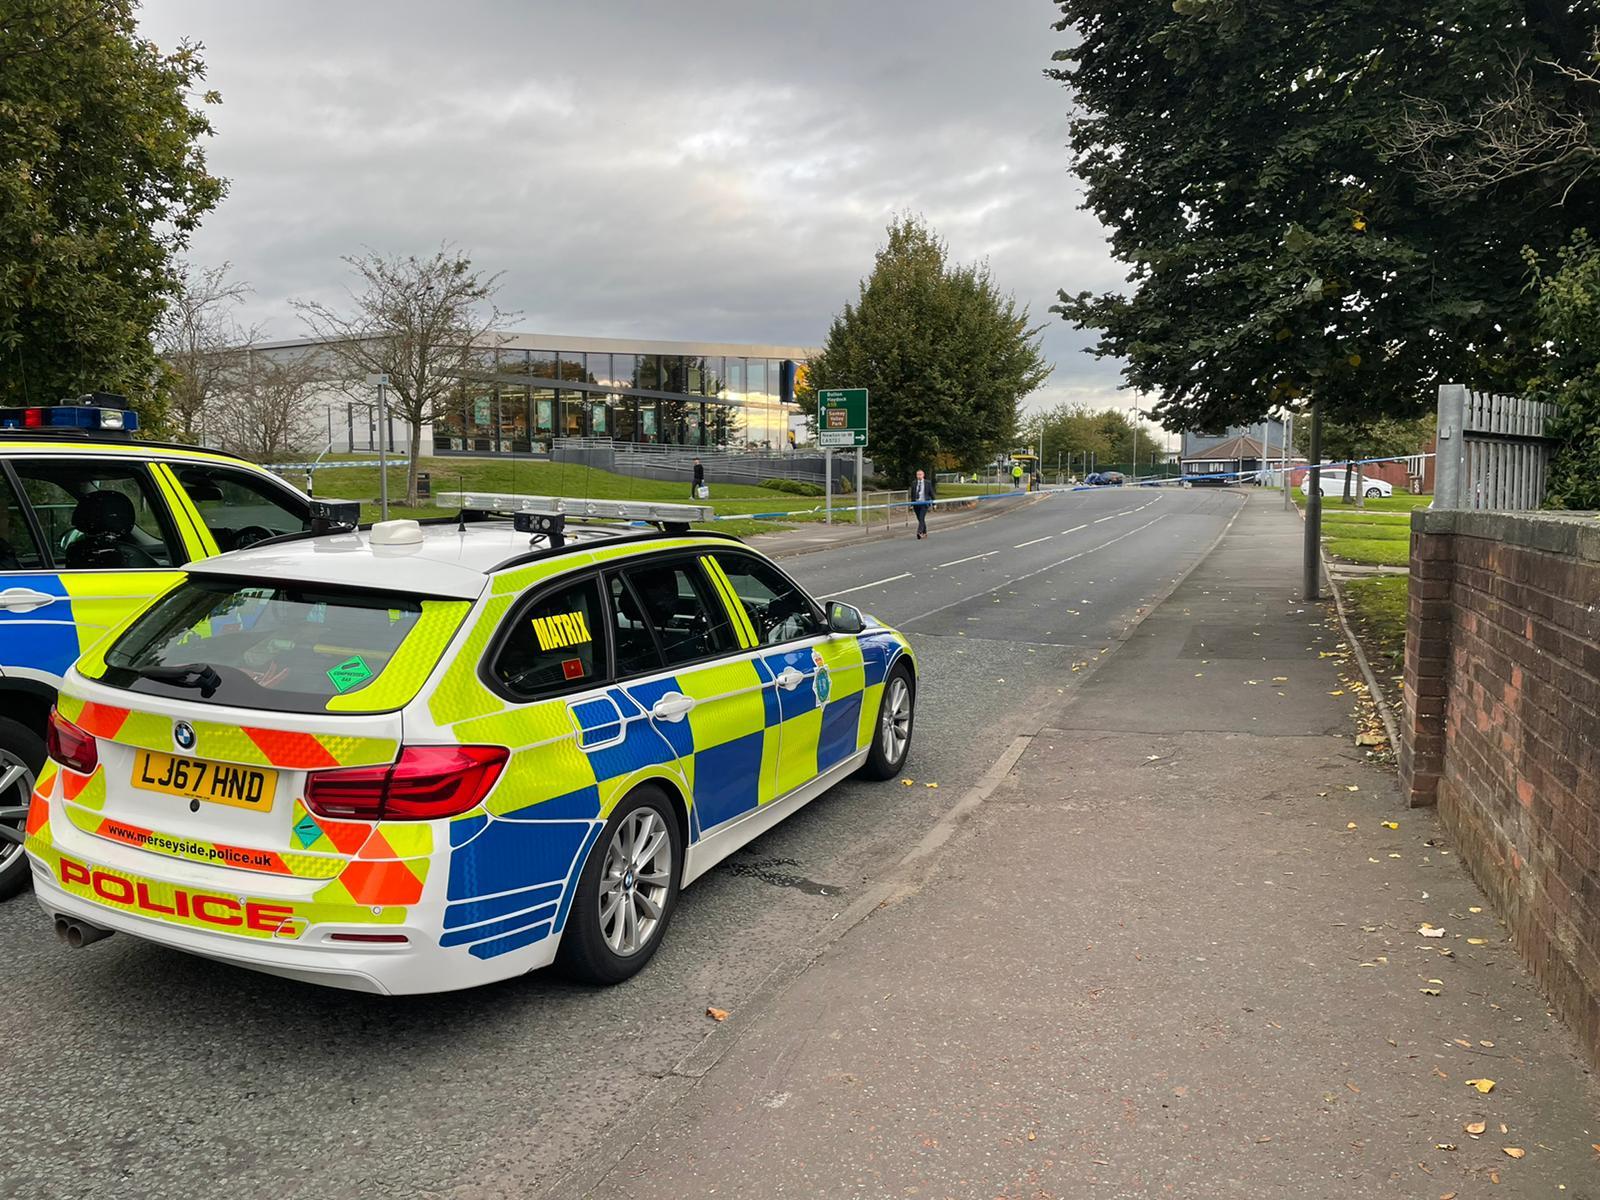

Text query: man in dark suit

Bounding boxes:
[691,457,705,499]
[911,469,935,538]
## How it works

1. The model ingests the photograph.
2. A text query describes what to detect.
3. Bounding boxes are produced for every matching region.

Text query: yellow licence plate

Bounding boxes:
[130,750,278,813]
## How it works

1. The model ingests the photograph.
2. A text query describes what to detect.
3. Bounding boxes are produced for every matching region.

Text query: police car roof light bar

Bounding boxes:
[0,394,139,434]
[446,492,715,525]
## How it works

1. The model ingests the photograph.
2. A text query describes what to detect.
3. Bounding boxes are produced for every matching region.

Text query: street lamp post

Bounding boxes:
[368,373,390,521]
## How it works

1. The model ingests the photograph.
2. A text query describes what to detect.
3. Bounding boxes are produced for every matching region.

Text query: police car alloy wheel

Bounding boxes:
[0,724,39,901]
[558,786,683,985]
[858,664,915,781]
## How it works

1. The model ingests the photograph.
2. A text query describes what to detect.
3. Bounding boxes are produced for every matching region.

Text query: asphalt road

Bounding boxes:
[0,485,1245,1200]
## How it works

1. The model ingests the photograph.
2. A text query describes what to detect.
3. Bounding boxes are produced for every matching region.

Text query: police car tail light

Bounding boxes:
[46,709,98,775]
[303,745,508,821]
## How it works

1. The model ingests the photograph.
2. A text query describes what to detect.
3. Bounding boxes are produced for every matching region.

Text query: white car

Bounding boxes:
[1300,470,1392,499]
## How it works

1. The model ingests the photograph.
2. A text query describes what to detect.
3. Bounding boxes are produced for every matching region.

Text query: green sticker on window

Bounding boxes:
[327,655,374,693]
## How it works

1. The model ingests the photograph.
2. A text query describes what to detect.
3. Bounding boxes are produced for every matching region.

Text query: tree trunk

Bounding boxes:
[1354,458,1365,508]
[406,421,423,507]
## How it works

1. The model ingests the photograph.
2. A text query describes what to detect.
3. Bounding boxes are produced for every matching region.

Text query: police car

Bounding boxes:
[24,497,917,992]
[0,398,318,899]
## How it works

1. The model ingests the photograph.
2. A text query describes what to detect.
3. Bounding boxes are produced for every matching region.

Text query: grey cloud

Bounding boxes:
[139,0,1132,411]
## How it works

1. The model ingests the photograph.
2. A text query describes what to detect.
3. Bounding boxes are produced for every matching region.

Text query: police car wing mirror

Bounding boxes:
[827,601,864,635]
[308,500,361,535]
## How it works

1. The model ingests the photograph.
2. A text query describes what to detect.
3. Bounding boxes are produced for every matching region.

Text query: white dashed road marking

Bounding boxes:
[827,572,912,596]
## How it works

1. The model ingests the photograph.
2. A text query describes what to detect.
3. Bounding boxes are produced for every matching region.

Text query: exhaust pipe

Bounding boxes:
[54,916,114,948]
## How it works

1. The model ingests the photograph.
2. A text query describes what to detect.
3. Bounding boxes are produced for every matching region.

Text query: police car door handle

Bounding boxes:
[0,588,58,614]
[649,692,696,722]
[775,667,806,691]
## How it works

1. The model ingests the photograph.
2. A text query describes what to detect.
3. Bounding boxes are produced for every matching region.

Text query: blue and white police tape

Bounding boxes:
[700,487,1033,522]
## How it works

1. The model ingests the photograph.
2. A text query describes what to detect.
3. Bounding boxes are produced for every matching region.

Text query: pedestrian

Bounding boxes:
[691,457,705,500]
[1011,462,1024,491]
[910,468,934,539]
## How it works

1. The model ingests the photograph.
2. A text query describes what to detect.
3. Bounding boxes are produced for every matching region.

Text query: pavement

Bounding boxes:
[576,491,1600,1199]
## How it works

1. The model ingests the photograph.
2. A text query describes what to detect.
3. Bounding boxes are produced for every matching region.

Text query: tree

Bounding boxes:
[293,246,513,504]
[800,216,1049,482]
[0,1,225,425]
[211,350,321,464]
[1020,403,1161,476]
[1523,230,1600,509]
[159,261,259,442]
[1048,1,1600,436]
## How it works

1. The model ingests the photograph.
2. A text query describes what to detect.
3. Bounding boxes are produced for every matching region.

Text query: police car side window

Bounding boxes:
[619,558,736,668]
[711,553,825,646]
[0,470,45,571]
[172,465,310,550]
[11,461,181,570]
[491,575,609,700]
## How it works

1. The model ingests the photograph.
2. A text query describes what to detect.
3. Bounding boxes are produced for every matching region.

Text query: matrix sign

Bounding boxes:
[817,388,868,448]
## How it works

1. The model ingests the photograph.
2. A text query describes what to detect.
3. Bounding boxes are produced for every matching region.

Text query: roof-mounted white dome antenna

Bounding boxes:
[369,519,425,546]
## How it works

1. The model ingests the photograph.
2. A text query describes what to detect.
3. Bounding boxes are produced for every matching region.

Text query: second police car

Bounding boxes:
[0,399,319,900]
[24,498,918,992]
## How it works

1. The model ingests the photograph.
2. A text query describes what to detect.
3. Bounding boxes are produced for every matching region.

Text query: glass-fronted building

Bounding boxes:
[431,333,811,455]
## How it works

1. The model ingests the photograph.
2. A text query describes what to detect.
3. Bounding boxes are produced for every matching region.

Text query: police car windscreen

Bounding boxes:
[98,577,426,713]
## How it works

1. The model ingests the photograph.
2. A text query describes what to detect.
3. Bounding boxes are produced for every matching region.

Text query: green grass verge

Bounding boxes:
[1340,574,1408,679]
[1323,536,1410,567]
[1294,492,1431,513]
[1322,519,1409,542]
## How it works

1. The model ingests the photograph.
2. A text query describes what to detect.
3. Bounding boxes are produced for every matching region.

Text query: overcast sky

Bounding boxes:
[137,0,1142,420]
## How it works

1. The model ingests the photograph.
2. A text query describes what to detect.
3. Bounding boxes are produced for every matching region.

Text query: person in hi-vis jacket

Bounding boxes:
[910,469,935,539]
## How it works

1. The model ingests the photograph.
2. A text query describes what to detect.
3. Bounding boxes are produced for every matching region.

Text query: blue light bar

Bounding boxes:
[0,405,139,432]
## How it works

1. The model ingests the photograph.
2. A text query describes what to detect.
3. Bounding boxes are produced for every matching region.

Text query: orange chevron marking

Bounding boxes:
[75,702,130,740]
[243,727,340,770]
[61,768,98,802]
[317,817,372,856]
[338,857,423,906]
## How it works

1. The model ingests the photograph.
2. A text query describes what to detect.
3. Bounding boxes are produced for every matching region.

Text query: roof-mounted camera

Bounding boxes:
[308,499,361,535]
[513,510,566,549]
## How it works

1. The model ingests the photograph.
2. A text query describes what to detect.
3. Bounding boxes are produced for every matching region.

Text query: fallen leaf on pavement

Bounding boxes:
[1479,1040,1494,1048]
[1382,821,1399,829]
[1453,1039,1472,1048]
[1435,1142,1457,1151]
[1356,731,1385,746]
[1467,1078,1495,1093]
[1347,822,1359,830]
[1420,988,1441,996]
[902,779,915,786]
[1418,925,1446,937]
[1502,1147,1525,1159]
[1026,1131,1036,1141]
[1330,690,1345,696]
[1345,1081,1360,1093]
[1469,906,1482,913]
[706,1007,729,1022]
[1467,938,1488,945]
[1346,784,1360,792]
[925,782,937,788]
[1465,1121,1486,1136]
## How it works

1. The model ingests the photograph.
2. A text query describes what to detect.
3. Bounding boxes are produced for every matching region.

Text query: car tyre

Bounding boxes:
[0,716,45,902]
[859,663,915,781]
[556,784,682,986]
[1364,486,1384,499]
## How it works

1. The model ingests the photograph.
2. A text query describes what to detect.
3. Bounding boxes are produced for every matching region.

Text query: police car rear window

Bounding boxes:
[98,577,433,714]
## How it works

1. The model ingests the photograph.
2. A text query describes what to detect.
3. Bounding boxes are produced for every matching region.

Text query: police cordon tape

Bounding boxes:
[268,451,1432,524]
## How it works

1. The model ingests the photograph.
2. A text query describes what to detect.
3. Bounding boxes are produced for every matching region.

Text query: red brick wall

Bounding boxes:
[1400,510,1600,1065]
